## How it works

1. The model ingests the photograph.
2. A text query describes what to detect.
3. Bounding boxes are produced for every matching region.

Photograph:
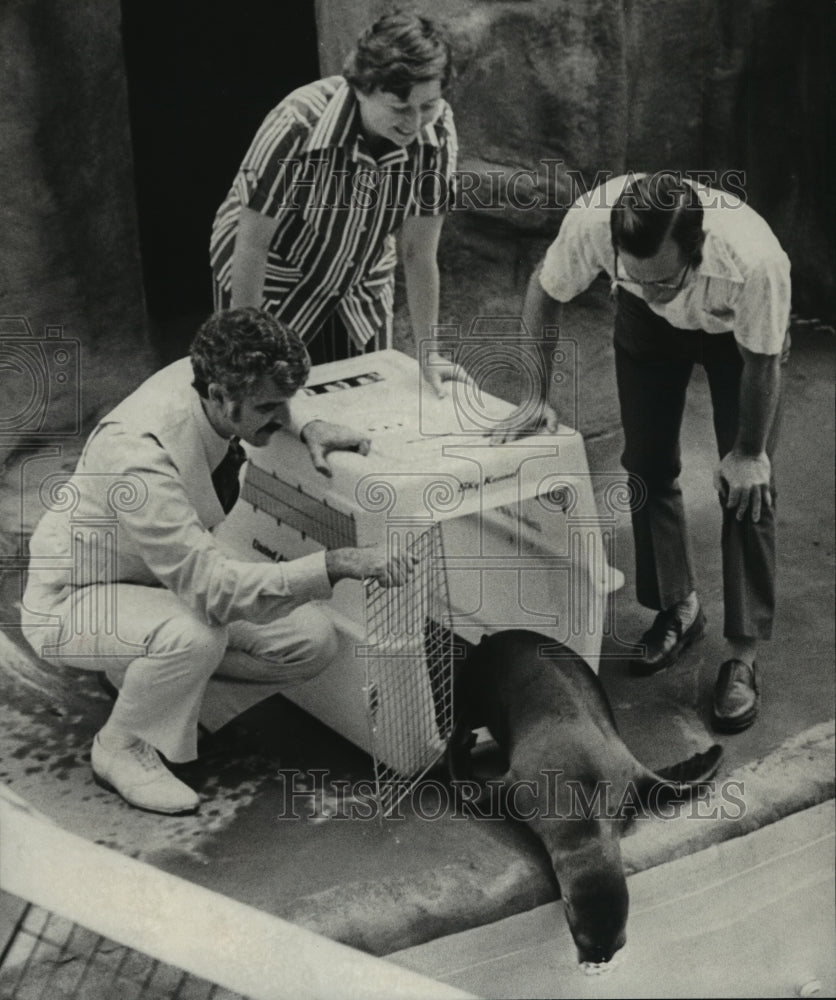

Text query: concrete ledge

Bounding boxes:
[285,721,835,956]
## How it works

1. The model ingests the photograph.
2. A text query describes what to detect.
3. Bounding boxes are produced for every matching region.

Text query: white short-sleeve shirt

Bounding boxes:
[539,175,791,355]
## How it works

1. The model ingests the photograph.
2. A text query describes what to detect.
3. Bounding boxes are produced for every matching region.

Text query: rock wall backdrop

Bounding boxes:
[0,0,153,467]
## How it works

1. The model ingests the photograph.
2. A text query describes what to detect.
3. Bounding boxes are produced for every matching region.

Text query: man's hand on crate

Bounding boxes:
[300,420,371,477]
[489,399,559,444]
[325,545,419,588]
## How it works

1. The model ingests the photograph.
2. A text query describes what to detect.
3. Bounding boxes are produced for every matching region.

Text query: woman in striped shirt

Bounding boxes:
[211,11,471,395]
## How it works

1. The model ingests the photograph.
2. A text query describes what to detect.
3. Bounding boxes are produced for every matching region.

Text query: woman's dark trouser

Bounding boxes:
[212,284,377,365]
[613,288,779,641]
[304,313,377,366]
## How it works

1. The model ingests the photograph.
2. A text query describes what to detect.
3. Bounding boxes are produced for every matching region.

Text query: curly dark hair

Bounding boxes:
[610,172,705,266]
[190,308,310,400]
[343,10,452,99]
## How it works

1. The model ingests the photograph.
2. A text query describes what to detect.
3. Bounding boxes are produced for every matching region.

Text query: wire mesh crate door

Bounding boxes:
[362,523,455,816]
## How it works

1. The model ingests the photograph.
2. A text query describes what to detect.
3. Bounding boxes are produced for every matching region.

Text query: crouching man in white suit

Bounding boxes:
[21,308,414,815]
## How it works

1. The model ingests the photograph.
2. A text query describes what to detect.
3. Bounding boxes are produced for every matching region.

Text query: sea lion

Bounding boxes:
[447,629,723,971]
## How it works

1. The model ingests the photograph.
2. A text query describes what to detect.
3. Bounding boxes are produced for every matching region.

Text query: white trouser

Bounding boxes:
[21,583,338,762]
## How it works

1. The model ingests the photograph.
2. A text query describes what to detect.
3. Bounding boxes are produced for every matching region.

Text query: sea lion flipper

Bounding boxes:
[445,712,478,783]
[653,743,724,786]
[629,743,725,813]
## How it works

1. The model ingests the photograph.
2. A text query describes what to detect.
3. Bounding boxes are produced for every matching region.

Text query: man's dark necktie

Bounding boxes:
[212,437,246,515]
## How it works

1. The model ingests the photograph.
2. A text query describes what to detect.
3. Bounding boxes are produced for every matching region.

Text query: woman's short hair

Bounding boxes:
[343,10,452,98]
[610,172,705,265]
[190,308,310,400]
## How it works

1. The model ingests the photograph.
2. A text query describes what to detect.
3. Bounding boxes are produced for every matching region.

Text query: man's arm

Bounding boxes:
[490,261,562,443]
[401,213,474,397]
[325,546,418,589]
[229,206,281,309]
[522,260,564,397]
[714,345,782,522]
[90,432,413,628]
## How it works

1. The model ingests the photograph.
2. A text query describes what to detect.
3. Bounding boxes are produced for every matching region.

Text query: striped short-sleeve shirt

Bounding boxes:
[210,76,458,348]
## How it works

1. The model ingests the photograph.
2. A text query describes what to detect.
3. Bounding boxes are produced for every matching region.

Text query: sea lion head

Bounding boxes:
[562,866,628,967]
[540,813,629,967]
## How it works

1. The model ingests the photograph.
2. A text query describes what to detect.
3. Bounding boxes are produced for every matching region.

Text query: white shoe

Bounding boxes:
[91,733,199,815]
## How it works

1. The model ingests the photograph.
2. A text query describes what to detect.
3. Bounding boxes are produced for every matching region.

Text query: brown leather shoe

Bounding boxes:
[630,606,707,676]
[712,659,759,732]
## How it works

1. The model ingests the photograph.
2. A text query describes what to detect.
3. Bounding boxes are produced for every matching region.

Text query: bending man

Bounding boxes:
[496,171,790,732]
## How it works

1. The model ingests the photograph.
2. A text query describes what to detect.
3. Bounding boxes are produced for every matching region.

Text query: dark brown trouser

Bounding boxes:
[614,289,781,640]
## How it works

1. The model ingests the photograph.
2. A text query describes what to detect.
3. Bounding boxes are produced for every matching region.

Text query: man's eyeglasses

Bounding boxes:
[613,246,691,293]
